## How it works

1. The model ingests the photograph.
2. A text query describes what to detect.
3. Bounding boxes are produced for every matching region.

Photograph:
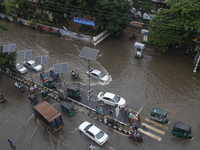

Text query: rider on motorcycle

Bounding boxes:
[71,70,79,79]
[133,131,140,140]
[15,82,25,91]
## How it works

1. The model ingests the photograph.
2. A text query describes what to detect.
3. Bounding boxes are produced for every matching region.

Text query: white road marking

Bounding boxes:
[138,128,162,141]
[145,118,168,130]
[141,122,165,135]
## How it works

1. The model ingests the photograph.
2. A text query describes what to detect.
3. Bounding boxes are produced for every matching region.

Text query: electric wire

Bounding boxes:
[22,1,200,27]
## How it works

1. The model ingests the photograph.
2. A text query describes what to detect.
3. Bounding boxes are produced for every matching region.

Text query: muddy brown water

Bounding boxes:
[0,20,200,150]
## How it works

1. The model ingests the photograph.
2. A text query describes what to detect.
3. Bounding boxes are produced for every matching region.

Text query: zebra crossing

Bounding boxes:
[138,118,168,141]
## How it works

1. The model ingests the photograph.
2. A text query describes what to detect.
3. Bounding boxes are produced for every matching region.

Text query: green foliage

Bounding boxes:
[79,24,103,36]
[0,23,8,30]
[149,0,200,52]
[0,46,16,70]
[4,0,17,16]
[95,0,132,36]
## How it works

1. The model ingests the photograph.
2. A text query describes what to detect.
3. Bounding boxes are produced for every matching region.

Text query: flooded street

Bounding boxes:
[0,21,200,150]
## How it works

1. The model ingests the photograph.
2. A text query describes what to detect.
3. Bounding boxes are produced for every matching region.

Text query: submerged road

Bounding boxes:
[0,20,200,150]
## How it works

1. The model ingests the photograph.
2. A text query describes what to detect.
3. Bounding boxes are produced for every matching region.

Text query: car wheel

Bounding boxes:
[100,101,104,104]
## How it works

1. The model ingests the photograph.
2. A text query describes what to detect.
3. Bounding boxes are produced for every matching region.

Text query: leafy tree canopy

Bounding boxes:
[0,46,16,70]
[148,0,200,52]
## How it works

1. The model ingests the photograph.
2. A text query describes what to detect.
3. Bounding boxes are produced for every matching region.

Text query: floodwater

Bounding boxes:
[0,20,200,150]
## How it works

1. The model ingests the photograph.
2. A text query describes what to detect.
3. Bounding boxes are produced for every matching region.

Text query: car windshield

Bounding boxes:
[84,124,93,131]
[31,62,37,67]
[98,72,105,78]
[16,64,23,69]
[113,95,120,102]
[95,131,105,139]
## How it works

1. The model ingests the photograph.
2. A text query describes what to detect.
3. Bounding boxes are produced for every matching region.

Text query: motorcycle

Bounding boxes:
[15,82,25,92]
[129,34,137,40]
[70,70,79,80]
[129,133,144,142]
[41,90,49,101]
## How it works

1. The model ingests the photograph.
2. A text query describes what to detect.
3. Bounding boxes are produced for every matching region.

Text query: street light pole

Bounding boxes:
[26,58,33,82]
[88,59,91,90]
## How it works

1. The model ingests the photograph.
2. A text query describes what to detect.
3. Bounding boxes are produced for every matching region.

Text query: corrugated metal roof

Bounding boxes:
[35,101,61,122]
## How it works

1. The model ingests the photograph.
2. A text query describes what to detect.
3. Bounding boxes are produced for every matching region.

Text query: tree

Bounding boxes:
[0,46,16,70]
[148,0,200,52]
[95,0,132,36]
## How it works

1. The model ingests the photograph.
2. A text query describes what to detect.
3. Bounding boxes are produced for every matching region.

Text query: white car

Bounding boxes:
[97,92,126,108]
[87,69,109,82]
[23,60,43,72]
[78,121,109,145]
[15,63,28,74]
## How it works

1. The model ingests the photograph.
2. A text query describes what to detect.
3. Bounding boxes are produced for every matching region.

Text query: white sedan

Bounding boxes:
[15,63,28,74]
[78,121,109,145]
[97,92,126,108]
[23,60,43,72]
[87,69,109,82]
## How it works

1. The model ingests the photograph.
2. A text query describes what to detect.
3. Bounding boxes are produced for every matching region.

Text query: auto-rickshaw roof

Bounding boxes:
[67,85,79,91]
[174,122,191,131]
[151,108,167,115]
[61,101,74,110]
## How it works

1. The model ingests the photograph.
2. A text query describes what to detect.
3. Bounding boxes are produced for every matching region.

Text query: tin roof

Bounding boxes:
[151,108,167,115]
[174,122,191,131]
[34,101,61,122]
[61,101,74,110]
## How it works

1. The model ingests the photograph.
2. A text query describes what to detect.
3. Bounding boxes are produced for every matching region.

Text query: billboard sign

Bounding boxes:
[73,17,95,26]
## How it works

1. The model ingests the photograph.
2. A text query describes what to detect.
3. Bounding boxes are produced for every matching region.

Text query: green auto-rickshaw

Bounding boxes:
[150,108,169,123]
[66,85,81,98]
[61,101,76,117]
[171,122,193,139]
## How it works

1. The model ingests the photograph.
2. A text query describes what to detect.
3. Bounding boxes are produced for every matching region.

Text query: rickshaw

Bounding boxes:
[27,94,38,105]
[40,72,56,89]
[0,93,6,103]
[61,101,76,117]
[66,85,81,98]
[150,108,169,123]
[171,122,193,139]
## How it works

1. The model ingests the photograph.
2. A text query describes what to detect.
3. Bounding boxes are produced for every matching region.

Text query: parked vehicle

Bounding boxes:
[14,63,28,74]
[97,92,126,108]
[87,69,109,83]
[79,121,109,145]
[33,101,64,133]
[150,108,169,123]
[23,60,43,72]
[61,101,76,117]
[171,122,193,139]
[0,93,6,103]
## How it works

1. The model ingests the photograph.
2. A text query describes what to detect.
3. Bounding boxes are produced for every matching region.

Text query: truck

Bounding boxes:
[33,101,64,133]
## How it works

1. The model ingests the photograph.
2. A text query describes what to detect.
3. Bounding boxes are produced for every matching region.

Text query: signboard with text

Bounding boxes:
[73,17,95,26]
